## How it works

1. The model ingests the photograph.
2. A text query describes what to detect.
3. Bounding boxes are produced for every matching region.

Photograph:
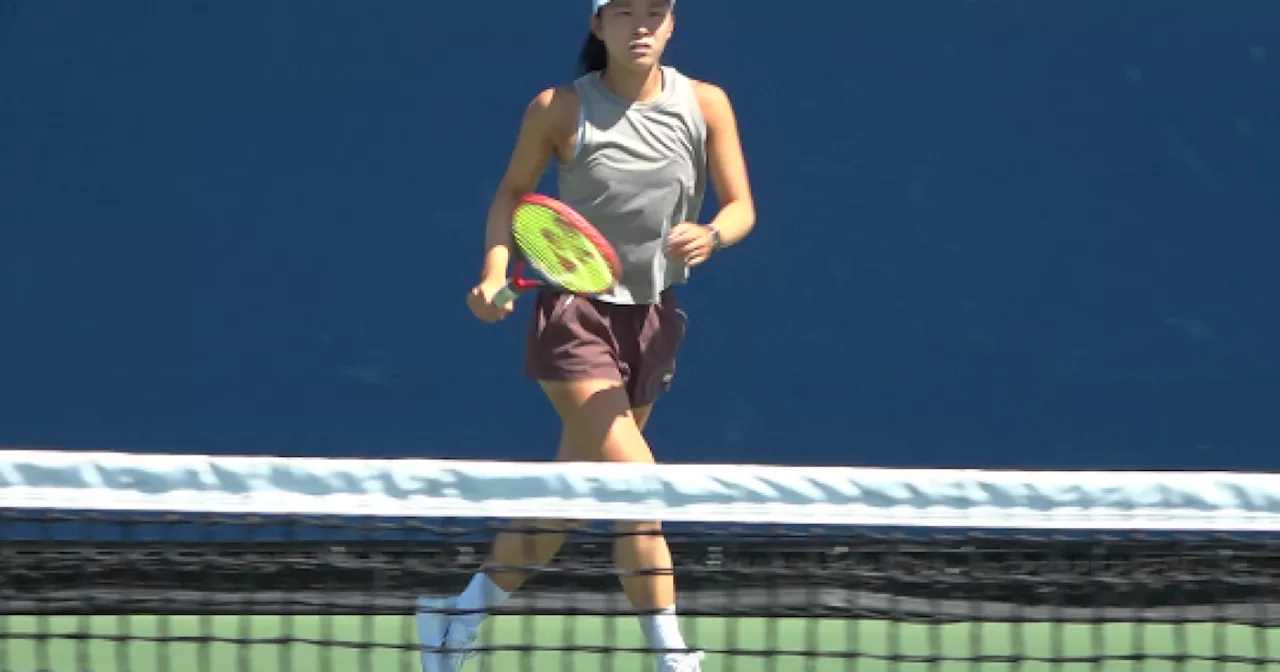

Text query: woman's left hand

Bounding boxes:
[665,222,717,267]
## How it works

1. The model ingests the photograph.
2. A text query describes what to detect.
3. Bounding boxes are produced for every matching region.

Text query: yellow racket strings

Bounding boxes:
[512,205,615,294]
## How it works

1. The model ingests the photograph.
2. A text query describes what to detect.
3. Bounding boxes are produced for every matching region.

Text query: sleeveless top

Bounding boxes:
[556,66,708,305]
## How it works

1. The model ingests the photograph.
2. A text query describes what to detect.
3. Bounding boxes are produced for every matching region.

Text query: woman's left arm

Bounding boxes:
[696,81,756,249]
[666,82,756,267]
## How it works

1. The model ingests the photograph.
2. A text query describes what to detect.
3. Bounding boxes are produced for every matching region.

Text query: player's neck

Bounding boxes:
[601,65,664,103]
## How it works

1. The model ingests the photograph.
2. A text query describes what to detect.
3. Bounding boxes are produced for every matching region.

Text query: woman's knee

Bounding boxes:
[506,518,586,534]
[613,520,663,535]
[541,380,655,463]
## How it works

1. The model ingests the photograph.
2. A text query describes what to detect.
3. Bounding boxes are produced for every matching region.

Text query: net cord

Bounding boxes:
[1,449,1278,531]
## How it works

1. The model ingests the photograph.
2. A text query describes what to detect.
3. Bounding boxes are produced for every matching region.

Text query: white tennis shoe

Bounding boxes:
[417,597,479,672]
[417,596,702,672]
[659,650,705,671]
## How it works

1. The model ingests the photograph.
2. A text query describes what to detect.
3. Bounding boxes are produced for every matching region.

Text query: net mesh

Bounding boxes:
[2,450,1279,671]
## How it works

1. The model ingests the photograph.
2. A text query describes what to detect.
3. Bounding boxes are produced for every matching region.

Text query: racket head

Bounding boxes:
[511,194,622,294]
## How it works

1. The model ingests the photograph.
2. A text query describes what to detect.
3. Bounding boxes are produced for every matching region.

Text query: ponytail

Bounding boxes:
[578,31,608,76]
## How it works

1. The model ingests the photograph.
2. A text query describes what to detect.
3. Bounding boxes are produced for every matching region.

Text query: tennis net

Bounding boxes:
[2,449,1279,671]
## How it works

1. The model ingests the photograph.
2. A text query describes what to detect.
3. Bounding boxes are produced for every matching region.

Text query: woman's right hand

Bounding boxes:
[466,277,515,323]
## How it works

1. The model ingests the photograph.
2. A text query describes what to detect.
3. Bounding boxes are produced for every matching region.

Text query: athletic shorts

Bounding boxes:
[523,289,688,408]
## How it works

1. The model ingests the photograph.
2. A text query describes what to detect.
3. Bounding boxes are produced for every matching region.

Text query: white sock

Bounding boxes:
[639,605,686,654]
[453,573,511,629]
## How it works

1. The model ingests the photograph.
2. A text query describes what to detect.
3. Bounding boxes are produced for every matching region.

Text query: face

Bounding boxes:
[593,0,675,71]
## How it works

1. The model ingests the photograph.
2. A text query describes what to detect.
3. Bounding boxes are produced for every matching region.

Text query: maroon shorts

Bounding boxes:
[524,289,688,408]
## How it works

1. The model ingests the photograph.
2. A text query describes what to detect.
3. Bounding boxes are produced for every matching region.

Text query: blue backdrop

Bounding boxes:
[2,1,1277,470]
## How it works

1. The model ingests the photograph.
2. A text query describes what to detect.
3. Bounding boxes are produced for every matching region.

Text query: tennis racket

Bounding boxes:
[491,194,622,307]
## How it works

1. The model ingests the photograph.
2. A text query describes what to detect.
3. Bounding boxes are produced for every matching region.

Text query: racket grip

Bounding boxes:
[492,284,519,308]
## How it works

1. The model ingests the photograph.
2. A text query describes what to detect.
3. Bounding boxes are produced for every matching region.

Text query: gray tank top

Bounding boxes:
[557,66,708,305]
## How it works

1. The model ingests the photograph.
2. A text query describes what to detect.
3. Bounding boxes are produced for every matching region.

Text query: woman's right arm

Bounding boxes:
[478,88,563,284]
[469,87,574,321]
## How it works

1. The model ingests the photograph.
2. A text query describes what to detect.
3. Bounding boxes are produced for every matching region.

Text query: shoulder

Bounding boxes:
[688,78,729,107]
[686,77,737,130]
[529,82,581,115]
[666,69,729,108]
[523,83,581,135]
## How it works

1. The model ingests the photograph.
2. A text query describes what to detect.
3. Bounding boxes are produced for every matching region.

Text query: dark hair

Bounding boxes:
[578,31,608,76]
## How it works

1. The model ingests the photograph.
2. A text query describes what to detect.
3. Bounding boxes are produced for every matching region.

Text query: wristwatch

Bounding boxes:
[707,225,723,252]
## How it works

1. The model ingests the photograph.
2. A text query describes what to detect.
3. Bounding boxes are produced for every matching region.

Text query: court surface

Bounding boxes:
[4,615,1278,671]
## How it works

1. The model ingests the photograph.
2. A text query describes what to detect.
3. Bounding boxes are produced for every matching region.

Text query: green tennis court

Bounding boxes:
[4,615,1278,671]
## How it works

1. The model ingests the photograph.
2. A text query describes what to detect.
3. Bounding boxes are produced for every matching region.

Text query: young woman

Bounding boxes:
[419,0,754,669]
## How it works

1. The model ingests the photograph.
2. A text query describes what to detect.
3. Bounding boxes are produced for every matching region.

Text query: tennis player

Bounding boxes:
[419,0,754,669]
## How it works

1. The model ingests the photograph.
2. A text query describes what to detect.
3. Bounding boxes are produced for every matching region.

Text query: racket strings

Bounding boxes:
[513,205,617,294]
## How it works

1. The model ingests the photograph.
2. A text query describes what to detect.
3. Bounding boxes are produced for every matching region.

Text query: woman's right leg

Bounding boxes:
[481,428,581,593]
[417,427,586,672]
[421,292,696,670]
[536,381,674,614]
[425,382,655,643]
[479,380,663,596]
[452,381,687,660]
[532,379,694,670]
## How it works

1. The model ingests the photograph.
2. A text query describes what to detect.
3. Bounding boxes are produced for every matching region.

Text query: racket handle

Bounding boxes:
[492,284,519,308]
